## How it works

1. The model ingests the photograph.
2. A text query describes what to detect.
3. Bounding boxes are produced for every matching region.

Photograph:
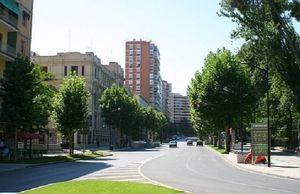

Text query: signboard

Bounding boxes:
[251,124,268,160]
[17,142,24,149]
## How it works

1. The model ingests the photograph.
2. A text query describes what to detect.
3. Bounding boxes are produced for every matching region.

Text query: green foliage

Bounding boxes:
[99,84,137,136]
[32,65,57,131]
[188,48,256,139]
[1,56,40,132]
[220,0,300,112]
[53,73,89,154]
[99,85,167,141]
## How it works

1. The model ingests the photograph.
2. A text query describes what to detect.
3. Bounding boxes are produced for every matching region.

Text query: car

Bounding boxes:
[169,141,177,148]
[196,140,203,146]
[187,139,193,146]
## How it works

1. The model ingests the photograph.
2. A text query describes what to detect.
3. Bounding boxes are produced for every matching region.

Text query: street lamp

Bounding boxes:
[242,61,271,167]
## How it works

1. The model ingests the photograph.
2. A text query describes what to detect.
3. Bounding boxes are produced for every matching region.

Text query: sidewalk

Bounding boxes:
[208,145,300,180]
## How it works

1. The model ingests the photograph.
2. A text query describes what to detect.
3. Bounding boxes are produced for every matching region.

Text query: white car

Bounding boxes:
[169,141,177,148]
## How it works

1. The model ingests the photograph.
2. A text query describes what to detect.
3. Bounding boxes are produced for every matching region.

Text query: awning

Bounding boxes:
[0,0,19,15]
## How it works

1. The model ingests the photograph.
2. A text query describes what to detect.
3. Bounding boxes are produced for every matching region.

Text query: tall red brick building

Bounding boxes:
[125,39,162,111]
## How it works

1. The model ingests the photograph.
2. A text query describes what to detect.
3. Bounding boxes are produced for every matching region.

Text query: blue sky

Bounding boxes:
[31,0,299,95]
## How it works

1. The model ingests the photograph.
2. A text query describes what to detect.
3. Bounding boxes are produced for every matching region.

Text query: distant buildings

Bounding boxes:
[168,93,191,124]
[162,80,172,119]
[0,0,33,139]
[31,52,123,149]
[125,39,162,111]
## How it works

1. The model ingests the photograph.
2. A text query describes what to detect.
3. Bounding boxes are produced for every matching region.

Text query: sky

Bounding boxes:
[31,0,300,95]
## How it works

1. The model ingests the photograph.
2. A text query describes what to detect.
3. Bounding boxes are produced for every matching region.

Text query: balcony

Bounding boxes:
[0,43,16,61]
[0,6,18,31]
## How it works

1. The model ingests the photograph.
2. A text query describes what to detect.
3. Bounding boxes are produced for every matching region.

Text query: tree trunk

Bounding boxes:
[217,132,221,148]
[69,133,72,155]
[29,138,32,159]
[287,110,294,150]
[47,133,49,153]
[14,129,18,161]
[225,128,231,153]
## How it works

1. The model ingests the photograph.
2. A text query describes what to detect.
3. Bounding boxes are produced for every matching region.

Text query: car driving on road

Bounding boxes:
[196,140,203,146]
[187,139,193,146]
[169,141,177,148]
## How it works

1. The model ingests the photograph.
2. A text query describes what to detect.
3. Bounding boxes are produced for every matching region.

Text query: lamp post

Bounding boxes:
[242,62,271,167]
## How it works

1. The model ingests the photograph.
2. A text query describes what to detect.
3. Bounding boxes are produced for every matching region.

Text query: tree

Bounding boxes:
[188,48,257,151]
[219,0,300,112]
[52,73,89,155]
[22,65,56,158]
[99,84,137,147]
[143,106,157,140]
[1,56,41,160]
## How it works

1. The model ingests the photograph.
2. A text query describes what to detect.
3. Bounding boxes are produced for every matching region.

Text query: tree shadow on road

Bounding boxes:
[0,161,113,193]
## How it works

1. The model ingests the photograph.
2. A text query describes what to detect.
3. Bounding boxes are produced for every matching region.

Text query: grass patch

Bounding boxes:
[207,144,228,154]
[22,180,183,194]
[0,150,112,164]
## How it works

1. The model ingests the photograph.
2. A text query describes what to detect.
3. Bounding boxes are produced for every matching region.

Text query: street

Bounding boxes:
[1,143,300,194]
[141,142,300,194]
[0,147,166,193]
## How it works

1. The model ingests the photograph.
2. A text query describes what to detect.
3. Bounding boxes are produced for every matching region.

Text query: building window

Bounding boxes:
[129,80,133,85]
[136,80,140,85]
[129,63,133,68]
[71,66,78,75]
[150,80,154,85]
[136,63,141,67]
[136,86,140,91]
[22,11,30,28]
[129,68,133,73]
[129,74,133,79]
[42,66,48,73]
[81,66,85,76]
[136,74,140,79]
[136,68,140,73]
[64,66,68,76]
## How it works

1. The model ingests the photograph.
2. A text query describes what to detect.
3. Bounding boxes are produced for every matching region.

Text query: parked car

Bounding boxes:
[169,141,177,148]
[187,140,193,146]
[196,140,203,146]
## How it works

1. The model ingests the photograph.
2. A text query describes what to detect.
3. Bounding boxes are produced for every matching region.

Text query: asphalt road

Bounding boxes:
[141,142,300,194]
[0,147,166,192]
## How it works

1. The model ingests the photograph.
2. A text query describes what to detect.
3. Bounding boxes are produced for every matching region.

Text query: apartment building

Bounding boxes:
[0,0,33,139]
[125,39,162,111]
[31,52,122,149]
[168,93,191,124]
[162,80,172,119]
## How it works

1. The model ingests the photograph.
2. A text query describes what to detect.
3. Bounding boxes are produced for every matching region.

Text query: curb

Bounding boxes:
[138,152,194,194]
[204,145,300,181]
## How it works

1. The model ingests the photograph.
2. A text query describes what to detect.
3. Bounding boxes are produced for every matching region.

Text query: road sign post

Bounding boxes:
[251,124,268,165]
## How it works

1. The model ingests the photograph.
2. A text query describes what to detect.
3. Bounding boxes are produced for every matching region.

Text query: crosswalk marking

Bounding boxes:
[76,162,152,184]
